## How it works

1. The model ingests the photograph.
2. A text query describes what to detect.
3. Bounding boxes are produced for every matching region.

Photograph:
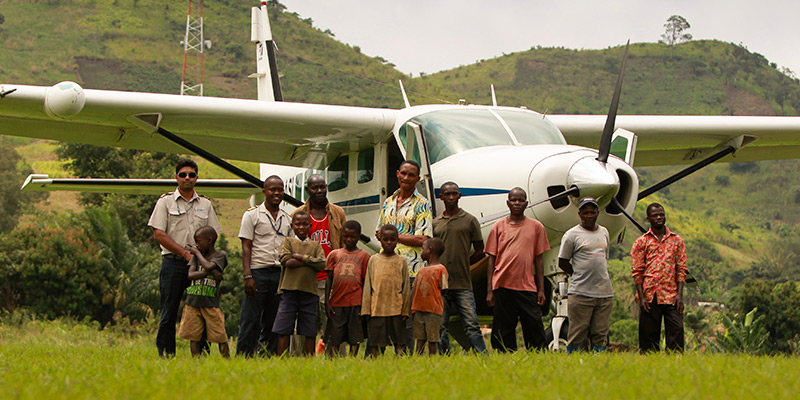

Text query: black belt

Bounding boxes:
[163,253,185,260]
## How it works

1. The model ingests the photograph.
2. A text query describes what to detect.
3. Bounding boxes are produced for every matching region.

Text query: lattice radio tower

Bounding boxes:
[180,0,206,96]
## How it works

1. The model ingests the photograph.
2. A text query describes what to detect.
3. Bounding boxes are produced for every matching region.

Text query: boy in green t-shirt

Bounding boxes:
[178,226,229,358]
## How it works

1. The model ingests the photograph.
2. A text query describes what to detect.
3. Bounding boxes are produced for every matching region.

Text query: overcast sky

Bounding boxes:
[279,0,800,77]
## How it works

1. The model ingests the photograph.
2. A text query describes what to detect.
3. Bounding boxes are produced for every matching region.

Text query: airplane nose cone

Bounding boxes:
[566,157,620,206]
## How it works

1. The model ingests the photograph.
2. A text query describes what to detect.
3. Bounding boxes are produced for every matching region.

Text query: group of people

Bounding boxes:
[147,158,687,358]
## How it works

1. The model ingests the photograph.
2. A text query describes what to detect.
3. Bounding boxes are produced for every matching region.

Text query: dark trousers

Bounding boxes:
[639,297,684,353]
[157,255,190,357]
[439,289,487,354]
[236,267,281,357]
[491,288,546,352]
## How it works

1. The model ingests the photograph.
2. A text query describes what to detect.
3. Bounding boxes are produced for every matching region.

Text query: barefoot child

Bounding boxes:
[178,226,230,358]
[412,237,449,355]
[362,224,412,356]
[324,220,371,357]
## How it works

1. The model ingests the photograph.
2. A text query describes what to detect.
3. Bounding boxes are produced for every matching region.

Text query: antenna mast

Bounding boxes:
[180,0,205,96]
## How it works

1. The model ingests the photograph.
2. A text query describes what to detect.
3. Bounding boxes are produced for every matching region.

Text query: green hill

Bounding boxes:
[2,1,800,308]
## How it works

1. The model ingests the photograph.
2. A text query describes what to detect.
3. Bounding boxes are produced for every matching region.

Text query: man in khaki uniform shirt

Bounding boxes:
[148,159,221,358]
[236,175,294,357]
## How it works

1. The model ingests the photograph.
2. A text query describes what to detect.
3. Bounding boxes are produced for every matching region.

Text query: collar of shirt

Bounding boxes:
[645,226,674,242]
[389,188,423,207]
[258,202,290,233]
[172,188,199,203]
[437,208,466,222]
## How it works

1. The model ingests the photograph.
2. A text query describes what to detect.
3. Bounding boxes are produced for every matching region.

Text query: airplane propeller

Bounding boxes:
[597,40,630,164]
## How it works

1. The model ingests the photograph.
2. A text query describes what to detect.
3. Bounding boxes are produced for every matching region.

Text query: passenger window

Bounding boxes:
[327,155,349,192]
[358,148,374,184]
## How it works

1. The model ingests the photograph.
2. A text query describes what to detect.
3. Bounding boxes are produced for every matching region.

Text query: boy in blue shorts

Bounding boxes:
[178,226,229,358]
[324,220,371,357]
[274,210,327,356]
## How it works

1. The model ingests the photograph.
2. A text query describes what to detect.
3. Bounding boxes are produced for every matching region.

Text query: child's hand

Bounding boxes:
[211,269,223,282]
[401,315,408,321]
[188,245,200,255]
[326,304,335,319]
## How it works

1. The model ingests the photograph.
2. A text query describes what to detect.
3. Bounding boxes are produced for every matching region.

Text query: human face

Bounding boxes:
[379,229,398,253]
[396,163,420,193]
[578,205,599,230]
[306,176,328,205]
[647,206,666,230]
[263,178,285,207]
[439,184,461,209]
[193,233,213,254]
[420,240,431,262]
[341,228,360,250]
[291,214,311,240]
[506,189,528,216]
[176,166,198,193]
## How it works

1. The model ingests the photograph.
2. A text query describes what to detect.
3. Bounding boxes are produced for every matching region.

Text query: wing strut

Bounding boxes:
[154,126,303,207]
[637,145,735,201]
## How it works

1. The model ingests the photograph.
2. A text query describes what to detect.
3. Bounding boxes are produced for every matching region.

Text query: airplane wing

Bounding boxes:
[549,114,800,167]
[20,174,261,199]
[0,82,397,169]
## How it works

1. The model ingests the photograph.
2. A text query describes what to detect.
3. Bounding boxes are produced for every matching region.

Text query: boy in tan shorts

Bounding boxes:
[178,226,229,357]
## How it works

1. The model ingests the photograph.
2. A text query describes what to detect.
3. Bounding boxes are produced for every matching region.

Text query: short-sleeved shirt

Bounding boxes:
[326,248,370,307]
[484,217,550,292]
[238,203,293,269]
[631,227,687,305]
[147,189,222,255]
[433,209,483,290]
[376,189,433,277]
[185,251,228,308]
[293,200,346,282]
[361,253,411,317]
[411,264,449,315]
[558,224,613,298]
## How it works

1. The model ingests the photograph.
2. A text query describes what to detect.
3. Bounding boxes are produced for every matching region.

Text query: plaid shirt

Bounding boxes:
[631,227,687,305]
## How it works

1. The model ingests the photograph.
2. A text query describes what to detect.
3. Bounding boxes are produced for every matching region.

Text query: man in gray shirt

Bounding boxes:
[558,197,613,352]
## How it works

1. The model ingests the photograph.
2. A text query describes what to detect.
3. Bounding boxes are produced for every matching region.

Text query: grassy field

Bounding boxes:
[1,320,799,399]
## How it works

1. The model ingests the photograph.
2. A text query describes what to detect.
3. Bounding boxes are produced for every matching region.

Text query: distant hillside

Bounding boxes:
[2,1,800,305]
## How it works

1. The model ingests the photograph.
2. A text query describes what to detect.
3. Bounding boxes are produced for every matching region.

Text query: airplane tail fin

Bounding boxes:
[251,2,283,101]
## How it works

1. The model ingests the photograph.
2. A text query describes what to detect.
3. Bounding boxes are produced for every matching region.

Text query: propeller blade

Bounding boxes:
[610,197,646,233]
[478,186,579,225]
[596,40,630,163]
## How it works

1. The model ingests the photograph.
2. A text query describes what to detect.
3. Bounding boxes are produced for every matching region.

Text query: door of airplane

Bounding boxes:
[404,121,437,216]
[610,128,638,166]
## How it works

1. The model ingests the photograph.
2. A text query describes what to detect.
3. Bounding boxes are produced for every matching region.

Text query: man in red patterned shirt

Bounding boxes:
[630,203,687,353]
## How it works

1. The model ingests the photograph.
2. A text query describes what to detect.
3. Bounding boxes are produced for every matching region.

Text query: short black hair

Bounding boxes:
[646,203,664,216]
[292,210,310,221]
[398,159,421,174]
[194,225,217,242]
[380,224,398,236]
[508,187,527,200]
[176,159,198,174]
[264,175,283,187]
[440,181,459,191]
[343,220,362,234]
[425,237,445,257]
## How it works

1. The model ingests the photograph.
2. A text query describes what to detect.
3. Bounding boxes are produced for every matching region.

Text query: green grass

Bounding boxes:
[1,320,800,399]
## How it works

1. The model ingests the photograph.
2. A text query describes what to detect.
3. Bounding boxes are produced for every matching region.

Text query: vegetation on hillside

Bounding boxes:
[2,1,800,353]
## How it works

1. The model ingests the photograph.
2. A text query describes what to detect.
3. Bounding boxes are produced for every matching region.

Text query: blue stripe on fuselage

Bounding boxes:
[335,188,507,207]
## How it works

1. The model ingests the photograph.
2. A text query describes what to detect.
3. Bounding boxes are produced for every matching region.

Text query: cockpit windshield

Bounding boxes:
[399,108,565,164]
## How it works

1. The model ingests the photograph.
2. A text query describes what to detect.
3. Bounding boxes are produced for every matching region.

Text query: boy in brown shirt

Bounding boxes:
[273,211,326,356]
[361,224,411,356]
[412,238,449,355]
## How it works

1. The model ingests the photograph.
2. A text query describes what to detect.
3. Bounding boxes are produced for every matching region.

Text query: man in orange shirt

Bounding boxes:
[485,187,550,352]
[631,203,687,353]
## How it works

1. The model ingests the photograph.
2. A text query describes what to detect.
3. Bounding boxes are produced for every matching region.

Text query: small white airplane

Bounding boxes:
[5,2,800,350]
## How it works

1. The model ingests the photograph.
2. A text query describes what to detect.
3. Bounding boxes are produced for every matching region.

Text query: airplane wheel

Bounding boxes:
[545,319,569,351]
